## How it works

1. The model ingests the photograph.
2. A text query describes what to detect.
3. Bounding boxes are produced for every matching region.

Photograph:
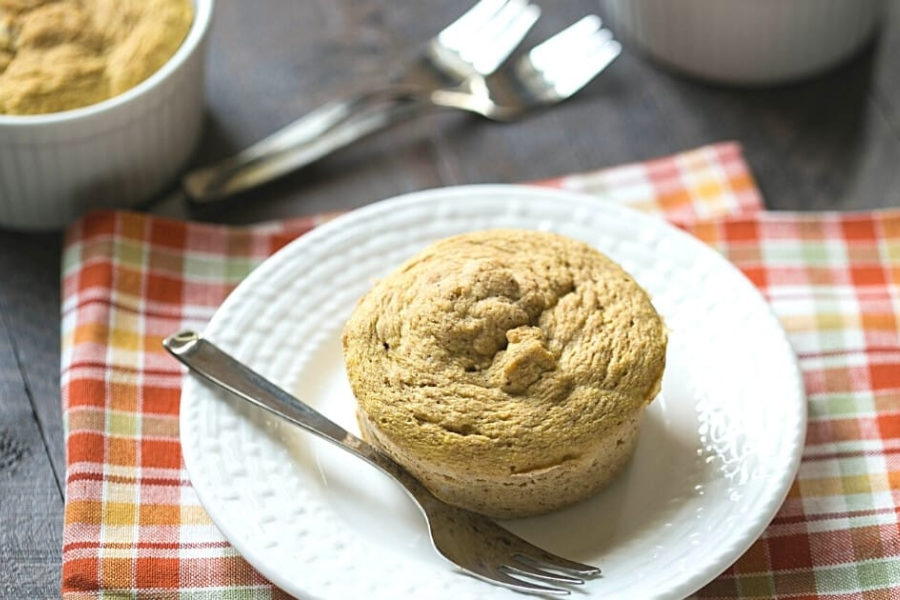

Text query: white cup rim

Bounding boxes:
[0,0,214,127]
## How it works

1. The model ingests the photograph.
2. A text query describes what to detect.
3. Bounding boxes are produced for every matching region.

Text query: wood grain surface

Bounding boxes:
[1,0,898,597]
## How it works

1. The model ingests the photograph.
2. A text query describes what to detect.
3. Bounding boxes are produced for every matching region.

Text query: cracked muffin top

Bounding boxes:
[0,0,193,115]
[342,229,667,474]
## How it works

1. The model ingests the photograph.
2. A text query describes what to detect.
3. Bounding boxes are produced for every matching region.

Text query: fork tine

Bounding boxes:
[472,568,571,596]
[587,37,623,75]
[509,15,620,102]
[433,0,540,80]
[551,35,621,96]
[527,15,602,71]
[437,0,509,48]
[501,560,586,585]
[526,17,620,99]
[467,1,541,74]
[515,548,602,577]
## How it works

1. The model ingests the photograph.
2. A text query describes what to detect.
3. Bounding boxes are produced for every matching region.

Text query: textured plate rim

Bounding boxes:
[180,184,807,599]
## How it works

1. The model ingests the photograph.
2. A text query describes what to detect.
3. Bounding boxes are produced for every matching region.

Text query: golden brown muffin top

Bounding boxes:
[342,229,667,475]
[0,0,193,115]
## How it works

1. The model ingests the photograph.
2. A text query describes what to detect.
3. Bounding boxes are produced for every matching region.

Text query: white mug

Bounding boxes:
[600,0,886,85]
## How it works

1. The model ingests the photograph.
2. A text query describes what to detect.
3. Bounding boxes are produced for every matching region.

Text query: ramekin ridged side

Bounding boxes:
[0,0,214,230]
[600,0,885,86]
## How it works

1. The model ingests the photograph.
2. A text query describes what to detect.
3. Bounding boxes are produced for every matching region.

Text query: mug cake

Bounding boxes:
[342,229,667,518]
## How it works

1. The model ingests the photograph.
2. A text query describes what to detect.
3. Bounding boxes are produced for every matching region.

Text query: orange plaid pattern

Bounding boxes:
[62,215,319,599]
[536,142,763,221]
[685,211,900,599]
[60,143,900,598]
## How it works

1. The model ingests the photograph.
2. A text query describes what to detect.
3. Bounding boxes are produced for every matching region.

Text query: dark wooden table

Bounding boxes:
[2,1,899,597]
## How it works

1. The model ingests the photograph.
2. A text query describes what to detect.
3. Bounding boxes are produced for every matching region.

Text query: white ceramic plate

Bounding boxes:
[180,185,806,600]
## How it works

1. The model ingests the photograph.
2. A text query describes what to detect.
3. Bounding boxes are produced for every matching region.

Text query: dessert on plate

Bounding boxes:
[342,229,667,518]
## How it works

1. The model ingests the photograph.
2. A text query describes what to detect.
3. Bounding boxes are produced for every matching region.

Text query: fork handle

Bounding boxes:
[164,331,437,504]
[181,88,426,204]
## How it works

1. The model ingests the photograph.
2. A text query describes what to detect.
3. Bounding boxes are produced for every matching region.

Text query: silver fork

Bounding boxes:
[430,15,621,121]
[183,0,540,204]
[164,331,601,596]
[181,15,620,208]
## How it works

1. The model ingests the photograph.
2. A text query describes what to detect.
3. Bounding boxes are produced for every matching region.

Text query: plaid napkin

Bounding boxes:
[61,142,900,599]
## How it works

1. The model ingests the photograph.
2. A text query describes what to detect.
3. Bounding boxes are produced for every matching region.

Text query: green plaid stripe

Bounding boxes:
[686,212,900,599]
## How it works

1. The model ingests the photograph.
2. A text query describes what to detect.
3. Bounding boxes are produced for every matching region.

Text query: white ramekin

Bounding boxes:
[0,0,214,230]
[600,0,885,86]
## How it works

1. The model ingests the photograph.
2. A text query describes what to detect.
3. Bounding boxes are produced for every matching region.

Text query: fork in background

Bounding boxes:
[430,15,622,121]
[183,0,540,204]
[258,15,622,175]
[164,331,602,596]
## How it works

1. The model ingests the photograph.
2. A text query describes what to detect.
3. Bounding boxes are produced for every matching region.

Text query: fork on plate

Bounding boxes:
[181,1,621,205]
[164,331,602,596]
